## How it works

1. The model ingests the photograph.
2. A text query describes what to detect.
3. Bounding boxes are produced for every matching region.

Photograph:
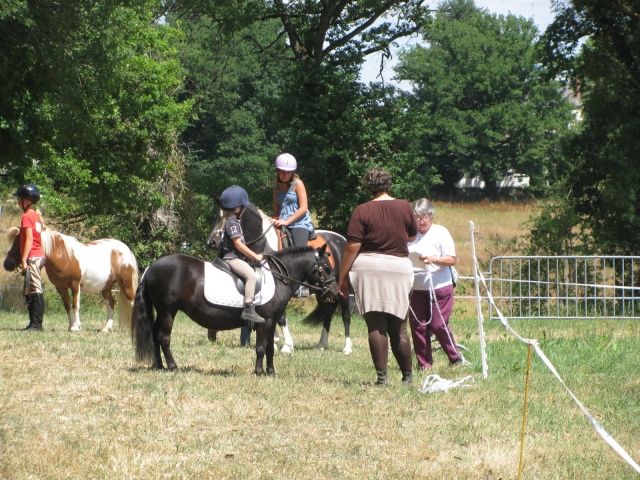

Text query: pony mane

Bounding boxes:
[257,207,271,222]
[41,228,79,258]
[273,245,314,257]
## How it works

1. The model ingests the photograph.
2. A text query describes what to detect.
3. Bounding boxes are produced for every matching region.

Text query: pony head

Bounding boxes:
[4,227,21,271]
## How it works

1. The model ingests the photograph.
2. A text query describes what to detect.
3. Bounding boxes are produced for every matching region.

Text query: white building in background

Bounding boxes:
[455,170,530,190]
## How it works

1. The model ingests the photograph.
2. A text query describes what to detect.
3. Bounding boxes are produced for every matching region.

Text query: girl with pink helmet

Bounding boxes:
[272,153,315,247]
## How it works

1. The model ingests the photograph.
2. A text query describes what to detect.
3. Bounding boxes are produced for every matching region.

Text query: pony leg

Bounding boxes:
[117,280,136,331]
[266,322,278,375]
[341,295,353,355]
[55,287,76,331]
[343,337,353,355]
[101,289,115,333]
[153,310,177,370]
[316,327,329,351]
[70,289,82,331]
[254,325,267,375]
[279,320,295,354]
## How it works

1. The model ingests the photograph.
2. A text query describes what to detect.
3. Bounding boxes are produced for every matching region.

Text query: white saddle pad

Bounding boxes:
[203,262,276,308]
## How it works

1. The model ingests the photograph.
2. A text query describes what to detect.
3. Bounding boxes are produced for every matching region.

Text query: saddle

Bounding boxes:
[211,256,263,296]
[276,226,335,270]
[278,225,317,249]
[203,257,275,308]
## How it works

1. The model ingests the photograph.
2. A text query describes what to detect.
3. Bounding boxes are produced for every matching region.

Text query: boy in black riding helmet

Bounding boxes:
[13,184,46,332]
[219,185,266,326]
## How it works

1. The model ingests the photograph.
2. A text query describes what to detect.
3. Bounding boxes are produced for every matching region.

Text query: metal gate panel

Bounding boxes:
[487,256,640,320]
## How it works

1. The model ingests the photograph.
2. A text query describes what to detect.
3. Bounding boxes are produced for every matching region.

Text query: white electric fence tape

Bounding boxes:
[475,266,640,474]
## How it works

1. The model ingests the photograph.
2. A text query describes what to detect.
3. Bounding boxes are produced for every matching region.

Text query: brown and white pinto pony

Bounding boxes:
[4,227,138,332]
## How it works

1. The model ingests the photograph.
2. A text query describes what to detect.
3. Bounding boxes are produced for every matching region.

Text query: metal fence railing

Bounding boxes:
[485,256,640,320]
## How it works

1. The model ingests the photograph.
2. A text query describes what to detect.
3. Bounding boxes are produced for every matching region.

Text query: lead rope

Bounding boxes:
[412,264,472,366]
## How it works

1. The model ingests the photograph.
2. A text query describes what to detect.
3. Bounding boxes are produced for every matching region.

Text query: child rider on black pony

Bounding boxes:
[219,185,266,326]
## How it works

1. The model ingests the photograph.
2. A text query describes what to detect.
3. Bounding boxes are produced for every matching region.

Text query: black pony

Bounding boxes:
[207,203,353,354]
[131,244,338,375]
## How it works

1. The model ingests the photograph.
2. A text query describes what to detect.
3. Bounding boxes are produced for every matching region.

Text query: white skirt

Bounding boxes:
[349,252,413,319]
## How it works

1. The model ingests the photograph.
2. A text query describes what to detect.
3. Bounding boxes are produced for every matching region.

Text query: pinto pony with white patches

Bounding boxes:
[4,227,138,332]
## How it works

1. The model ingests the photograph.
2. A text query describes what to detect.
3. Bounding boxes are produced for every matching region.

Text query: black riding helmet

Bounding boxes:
[13,184,41,203]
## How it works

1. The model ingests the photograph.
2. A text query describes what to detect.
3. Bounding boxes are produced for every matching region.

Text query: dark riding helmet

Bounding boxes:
[12,184,41,203]
[220,185,249,210]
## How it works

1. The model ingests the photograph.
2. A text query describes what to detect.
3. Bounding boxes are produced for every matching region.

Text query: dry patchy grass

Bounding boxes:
[2,200,639,479]
[434,200,538,275]
[0,309,638,479]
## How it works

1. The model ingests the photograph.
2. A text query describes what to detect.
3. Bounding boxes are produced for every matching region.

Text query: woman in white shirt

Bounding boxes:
[407,198,462,369]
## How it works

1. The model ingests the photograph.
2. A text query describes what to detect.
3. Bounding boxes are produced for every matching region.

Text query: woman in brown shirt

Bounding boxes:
[338,167,418,385]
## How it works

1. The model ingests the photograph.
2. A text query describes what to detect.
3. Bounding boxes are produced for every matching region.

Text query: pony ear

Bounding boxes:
[318,243,328,257]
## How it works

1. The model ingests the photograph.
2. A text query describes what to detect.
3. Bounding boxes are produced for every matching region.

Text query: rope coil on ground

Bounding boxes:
[418,374,475,393]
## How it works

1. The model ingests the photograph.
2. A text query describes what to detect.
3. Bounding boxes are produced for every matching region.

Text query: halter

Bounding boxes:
[261,250,338,302]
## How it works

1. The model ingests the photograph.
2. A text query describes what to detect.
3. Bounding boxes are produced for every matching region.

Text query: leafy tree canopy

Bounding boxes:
[1,0,192,266]
[395,0,574,197]
[528,0,640,254]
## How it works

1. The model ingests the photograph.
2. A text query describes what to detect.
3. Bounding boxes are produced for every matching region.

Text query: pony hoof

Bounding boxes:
[101,326,112,333]
[342,347,352,355]
[316,343,328,351]
[69,325,82,332]
[280,345,293,354]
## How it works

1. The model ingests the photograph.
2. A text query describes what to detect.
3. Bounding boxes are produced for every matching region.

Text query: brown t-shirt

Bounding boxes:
[346,199,418,257]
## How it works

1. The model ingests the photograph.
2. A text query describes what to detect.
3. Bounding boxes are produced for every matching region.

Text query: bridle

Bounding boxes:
[261,249,338,302]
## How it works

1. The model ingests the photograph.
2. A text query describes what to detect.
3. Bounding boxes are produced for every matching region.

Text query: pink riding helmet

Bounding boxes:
[275,153,297,171]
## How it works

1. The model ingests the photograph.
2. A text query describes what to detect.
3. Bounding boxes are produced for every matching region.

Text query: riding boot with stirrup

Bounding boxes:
[375,369,390,386]
[240,305,265,327]
[25,293,44,332]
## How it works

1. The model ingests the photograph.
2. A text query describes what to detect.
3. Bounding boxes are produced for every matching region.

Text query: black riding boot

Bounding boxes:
[22,296,34,330]
[25,293,44,332]
[240,305,265,326]
[375,369,390,386]
[402,371,413,385]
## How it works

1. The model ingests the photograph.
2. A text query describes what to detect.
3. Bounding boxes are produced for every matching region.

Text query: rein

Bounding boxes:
[245,221,275,248]
[260,252,337,301]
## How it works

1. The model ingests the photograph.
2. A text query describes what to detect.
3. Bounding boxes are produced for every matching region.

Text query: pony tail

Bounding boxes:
[118,252,139,330]
[132,279,156,364]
